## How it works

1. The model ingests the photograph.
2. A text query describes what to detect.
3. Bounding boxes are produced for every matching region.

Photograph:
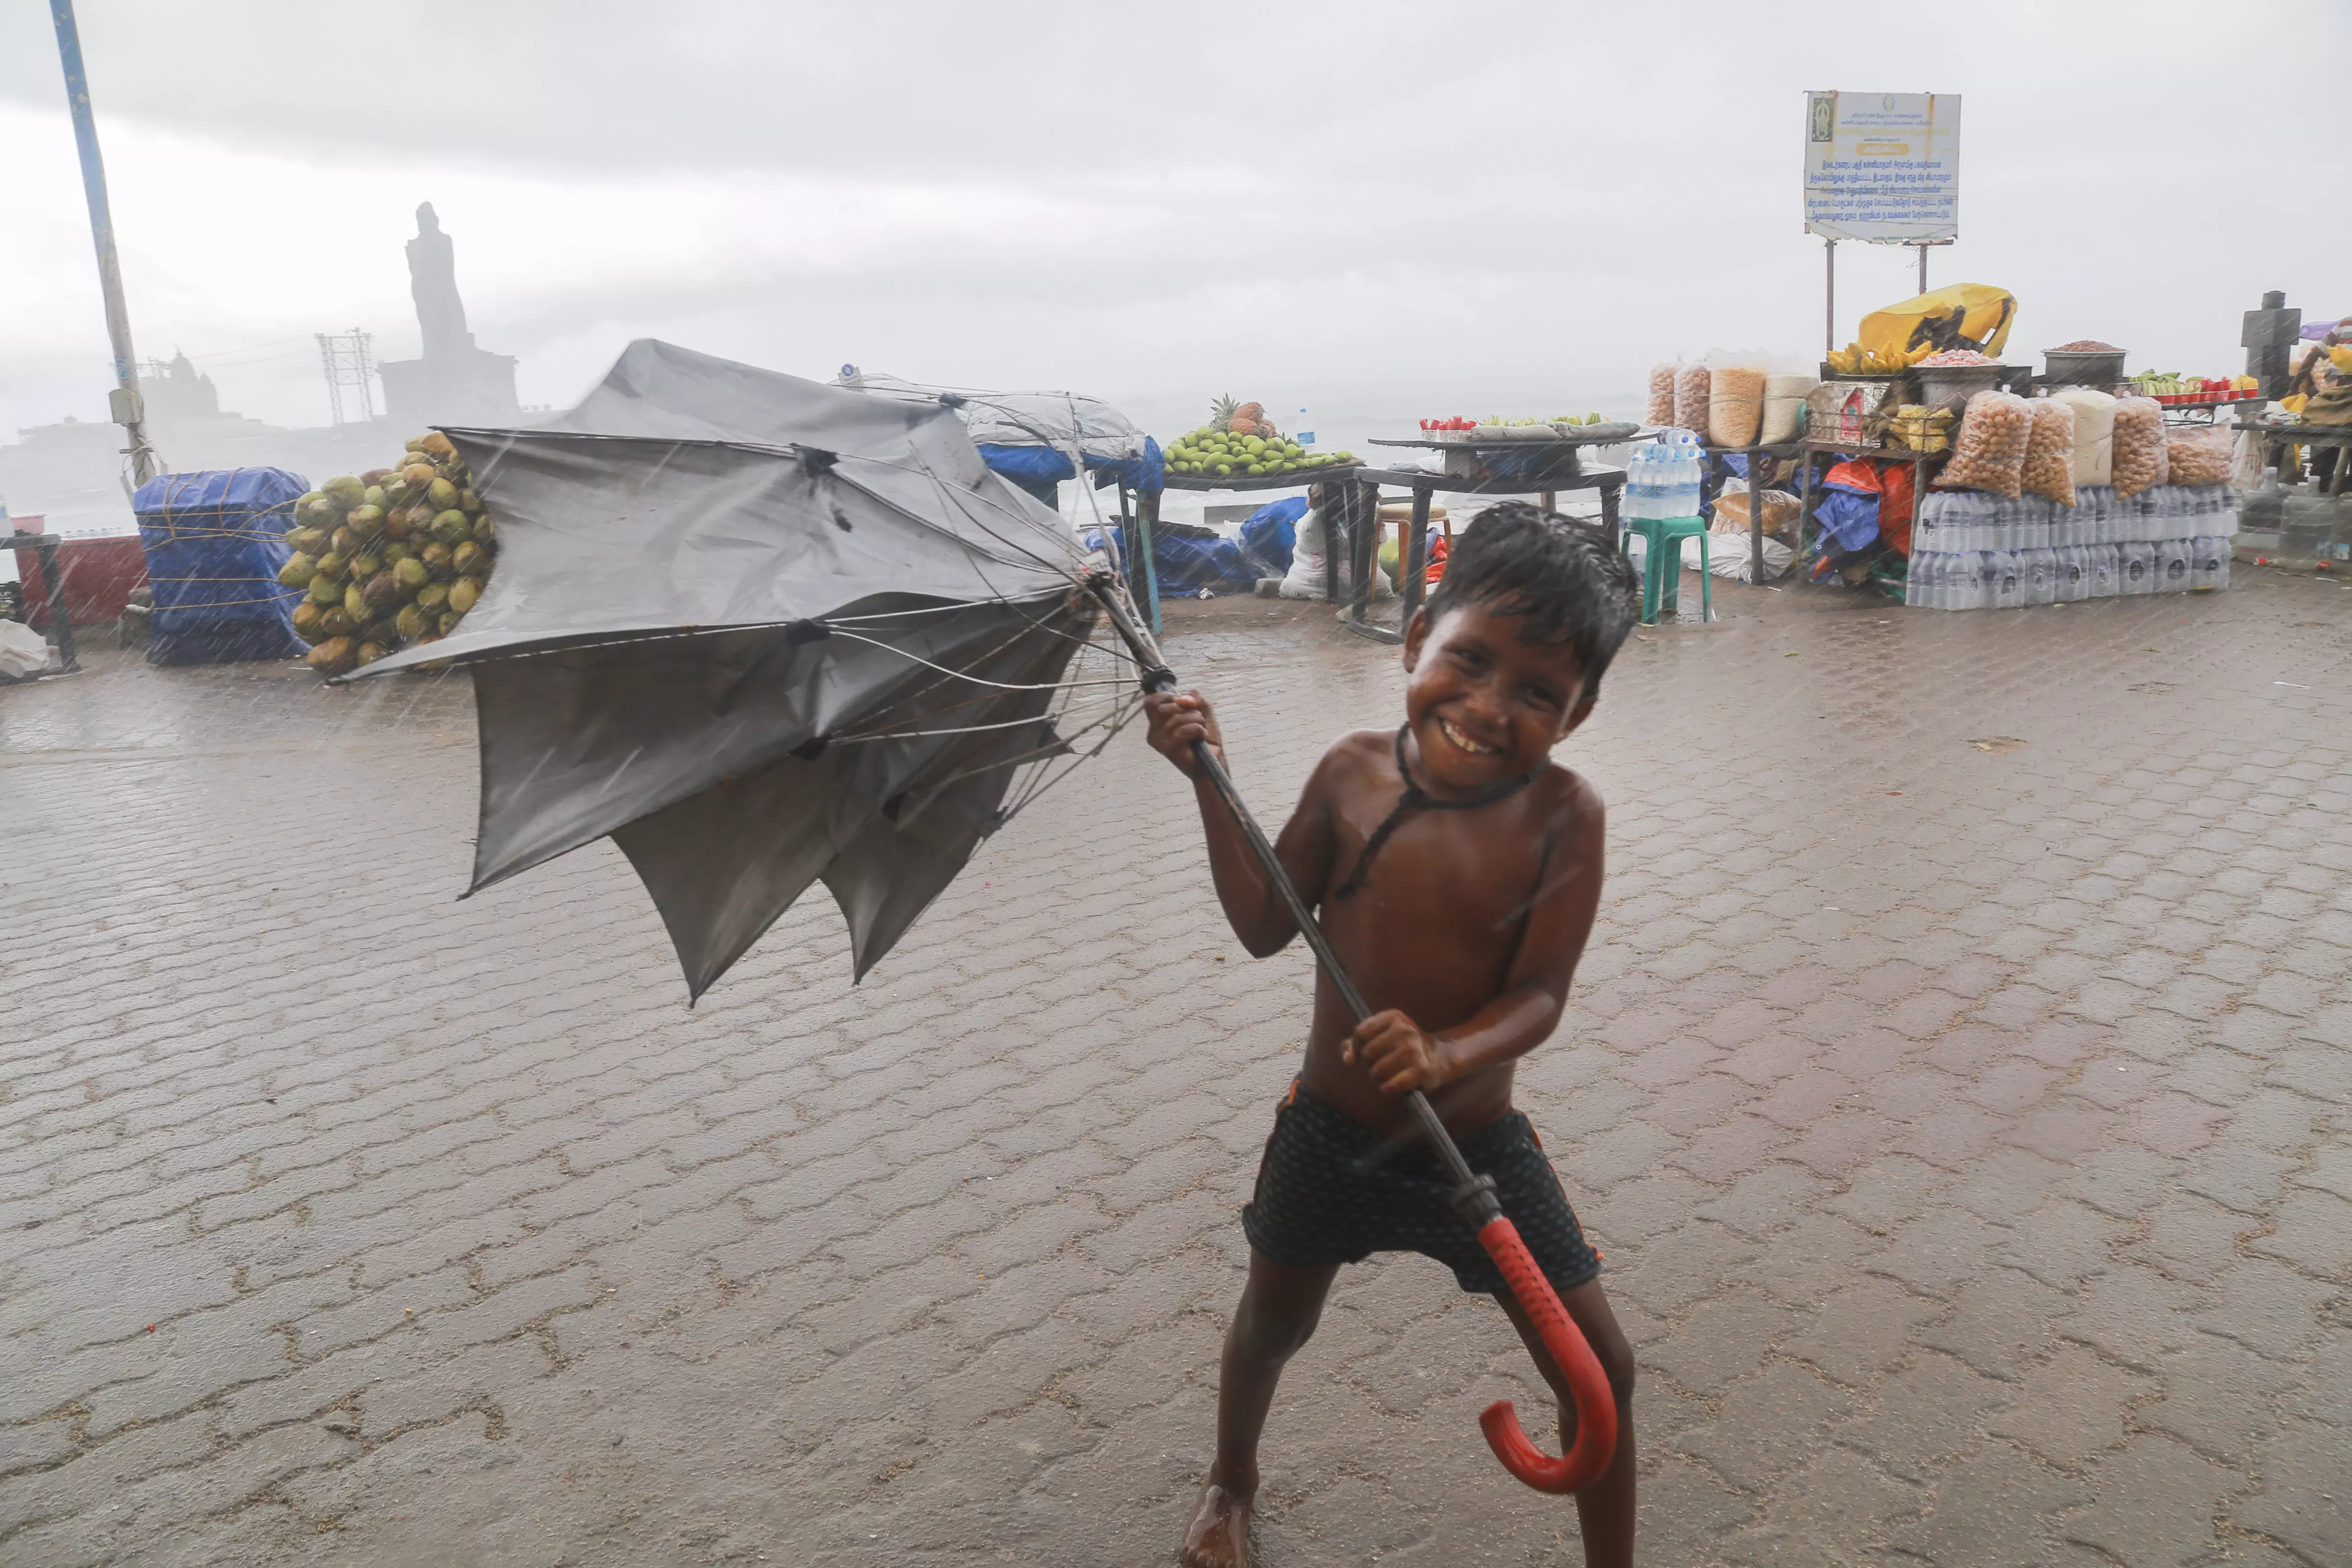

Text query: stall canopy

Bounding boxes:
[354,340,1133,999]
[835,368,1164,496]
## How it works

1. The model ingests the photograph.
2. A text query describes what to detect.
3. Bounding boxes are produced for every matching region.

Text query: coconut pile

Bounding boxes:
[280,431,498,677]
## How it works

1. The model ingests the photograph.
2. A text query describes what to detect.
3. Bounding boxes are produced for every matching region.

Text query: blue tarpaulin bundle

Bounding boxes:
[134,467,309,665]
[1239,497,1303,577]
[1083,521,1257,598]
[975,438,1165,499]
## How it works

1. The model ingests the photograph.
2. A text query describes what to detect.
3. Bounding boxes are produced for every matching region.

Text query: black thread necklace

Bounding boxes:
[1328,725,1540,902]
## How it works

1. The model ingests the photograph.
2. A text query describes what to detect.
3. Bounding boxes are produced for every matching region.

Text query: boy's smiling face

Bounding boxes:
[1400,600,1596,793]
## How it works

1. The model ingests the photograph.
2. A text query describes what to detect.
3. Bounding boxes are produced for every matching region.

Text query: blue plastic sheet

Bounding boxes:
[134,467,309,664]
[1081,522,1260,598]
[1812,484,1882,554]
[1239,497,1304,576]
[976,435,1164,497]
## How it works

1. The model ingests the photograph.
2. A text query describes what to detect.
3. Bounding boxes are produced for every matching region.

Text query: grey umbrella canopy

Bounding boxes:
[354,341,1121,998]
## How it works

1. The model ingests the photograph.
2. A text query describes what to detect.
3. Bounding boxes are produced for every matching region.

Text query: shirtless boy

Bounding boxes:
[1143,503,1641,1568]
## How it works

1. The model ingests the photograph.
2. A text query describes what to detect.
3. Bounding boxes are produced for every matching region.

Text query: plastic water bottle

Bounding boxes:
[2154,538,2193,592]
[1949,551,1982,611]
[1906,552,1936,609]
[2022,547,2057,606]
[2117,540,2154,595]
[1929,493,1957,553]
[1970,550,1999,610]
[1624,447,1655,521]
[2087,542,2120,598]
[2190,536,2230,591]
[2058,544,2092,603]
[1671,448,1702,519]
[1986,549,2024,610]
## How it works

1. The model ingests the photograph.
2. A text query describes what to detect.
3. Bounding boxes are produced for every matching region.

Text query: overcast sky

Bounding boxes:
[3,0,2346,445]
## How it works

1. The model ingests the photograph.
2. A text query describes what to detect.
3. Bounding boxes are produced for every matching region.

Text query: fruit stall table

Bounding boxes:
[1698,439,1806,586]
[2,528,78,674]
[1134,466,1369,633]
[1352,432,1639,644]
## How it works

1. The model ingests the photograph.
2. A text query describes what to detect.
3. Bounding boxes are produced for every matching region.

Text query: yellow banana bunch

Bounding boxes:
[1826,341,1936,375]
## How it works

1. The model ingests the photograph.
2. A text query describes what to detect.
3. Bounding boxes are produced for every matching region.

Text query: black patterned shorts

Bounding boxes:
[1242,1081,1601,1296]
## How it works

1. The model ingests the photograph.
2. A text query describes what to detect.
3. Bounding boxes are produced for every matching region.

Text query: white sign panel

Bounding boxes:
[1803,91,1960,243]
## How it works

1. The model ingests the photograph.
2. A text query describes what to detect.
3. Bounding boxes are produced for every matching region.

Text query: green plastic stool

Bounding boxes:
[1620,515,1711,625]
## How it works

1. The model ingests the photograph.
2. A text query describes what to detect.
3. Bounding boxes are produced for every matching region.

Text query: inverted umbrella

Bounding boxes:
[358,340,1613,1489]
[353,340,1130,995]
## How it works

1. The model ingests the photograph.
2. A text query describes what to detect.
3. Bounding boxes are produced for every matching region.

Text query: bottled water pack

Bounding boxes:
[1906,484,2235,610]
[1625,433,1704,522]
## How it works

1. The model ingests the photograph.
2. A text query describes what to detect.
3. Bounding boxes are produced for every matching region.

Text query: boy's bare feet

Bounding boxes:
[1179,1482,1253,1568]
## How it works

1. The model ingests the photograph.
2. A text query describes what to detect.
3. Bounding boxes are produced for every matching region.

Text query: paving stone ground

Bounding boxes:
[2,569,2349,1568]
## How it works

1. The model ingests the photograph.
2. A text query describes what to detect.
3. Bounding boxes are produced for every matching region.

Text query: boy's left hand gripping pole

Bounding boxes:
[1089,574,1617,1494]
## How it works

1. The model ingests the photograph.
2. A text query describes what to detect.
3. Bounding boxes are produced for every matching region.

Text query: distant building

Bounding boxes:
[375,203,521,428]
[139,352,227,424]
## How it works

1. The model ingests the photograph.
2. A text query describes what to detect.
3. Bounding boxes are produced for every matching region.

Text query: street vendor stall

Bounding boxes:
[1353,420,1641,642]
[1145,399,1366,632]
[1804,349,2245,609]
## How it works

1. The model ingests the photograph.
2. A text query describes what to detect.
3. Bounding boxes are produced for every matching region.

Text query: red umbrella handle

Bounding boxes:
[1473,1216,1618,1493]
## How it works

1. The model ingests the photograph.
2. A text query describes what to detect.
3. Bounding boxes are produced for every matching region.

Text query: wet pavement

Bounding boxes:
[2,571,2349,1567]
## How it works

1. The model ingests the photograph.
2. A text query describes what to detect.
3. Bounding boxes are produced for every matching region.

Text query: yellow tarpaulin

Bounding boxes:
[1859,283,2017,361]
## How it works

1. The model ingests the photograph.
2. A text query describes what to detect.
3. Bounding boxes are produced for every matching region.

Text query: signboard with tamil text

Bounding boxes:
[1803,91,1960,243]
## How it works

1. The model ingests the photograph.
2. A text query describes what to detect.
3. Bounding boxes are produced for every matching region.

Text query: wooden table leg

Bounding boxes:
[1600,478,1621,549]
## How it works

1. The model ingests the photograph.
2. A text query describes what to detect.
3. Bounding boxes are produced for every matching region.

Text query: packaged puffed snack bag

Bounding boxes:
[1933,391,2033,499]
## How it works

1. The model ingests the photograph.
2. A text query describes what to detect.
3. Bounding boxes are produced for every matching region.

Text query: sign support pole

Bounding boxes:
[1823,239,1837,356]
[1916,243,1928,294]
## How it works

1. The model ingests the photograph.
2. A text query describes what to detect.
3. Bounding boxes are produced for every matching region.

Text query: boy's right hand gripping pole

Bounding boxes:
[1095,574,1616,1494]
[1473,1213,1619,1493]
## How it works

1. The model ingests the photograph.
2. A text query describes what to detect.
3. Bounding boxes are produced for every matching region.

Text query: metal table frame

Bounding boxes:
[1129,467,1369,634]
[1348,447,1633,644]
[3,531,79,675]
[2258,424,2352,496]
[1794,440,1943,573]
[1696,441,1806,585]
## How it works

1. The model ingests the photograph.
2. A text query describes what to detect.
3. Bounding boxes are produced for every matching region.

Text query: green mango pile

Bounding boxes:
[1164,396,1352,482]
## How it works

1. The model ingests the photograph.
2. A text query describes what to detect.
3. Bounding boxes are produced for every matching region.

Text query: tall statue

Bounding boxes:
[406,202,474,360]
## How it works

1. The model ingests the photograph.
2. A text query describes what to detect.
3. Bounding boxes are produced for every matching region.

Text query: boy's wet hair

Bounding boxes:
[1421,501,1640,695]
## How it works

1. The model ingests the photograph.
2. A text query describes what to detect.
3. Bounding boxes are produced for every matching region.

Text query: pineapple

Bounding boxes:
[1210,393,1240,433]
